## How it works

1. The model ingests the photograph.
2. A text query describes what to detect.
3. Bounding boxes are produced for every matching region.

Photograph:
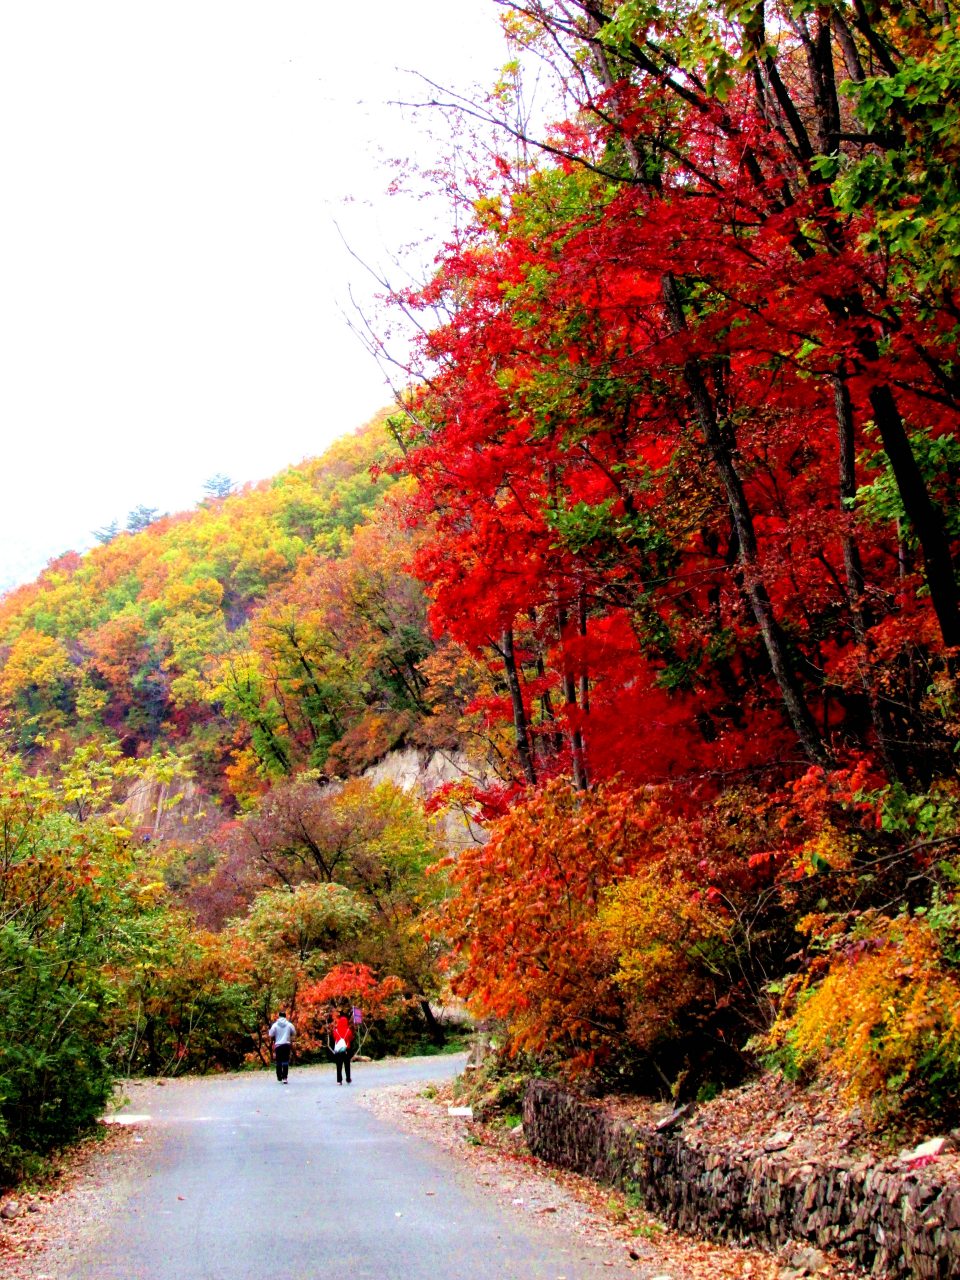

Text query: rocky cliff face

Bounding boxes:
[122,745,486,849]
[121,774,212,842]
[361,746,487,851]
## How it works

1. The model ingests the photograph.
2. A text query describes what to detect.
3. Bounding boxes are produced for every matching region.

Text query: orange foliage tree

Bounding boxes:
[297,963,408,1053]
[442,778,666,1071]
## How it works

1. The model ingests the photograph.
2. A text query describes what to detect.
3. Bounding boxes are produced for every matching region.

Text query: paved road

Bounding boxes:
[57,1056,640,1280]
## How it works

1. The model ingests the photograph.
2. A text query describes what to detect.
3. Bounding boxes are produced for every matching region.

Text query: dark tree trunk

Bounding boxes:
[558,602,589,791]
[662,273,831,766]
[833,372,897,772]
[499,626,538,786]
[868,383,960,651]
[419,998,445,1046]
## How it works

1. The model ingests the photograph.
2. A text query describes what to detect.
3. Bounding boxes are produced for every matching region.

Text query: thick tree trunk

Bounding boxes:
[419,998,445,1046]
[868,383,960,650]
[833,372,896,772]
[797,12,841,156]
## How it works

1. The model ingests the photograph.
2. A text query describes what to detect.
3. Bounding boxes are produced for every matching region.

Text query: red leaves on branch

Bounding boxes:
[388,73,959,791]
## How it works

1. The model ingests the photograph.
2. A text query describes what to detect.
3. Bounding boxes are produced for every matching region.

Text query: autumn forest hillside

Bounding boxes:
[0,414,485,1182]
[0,417,418,790]
[4,0,960,1195]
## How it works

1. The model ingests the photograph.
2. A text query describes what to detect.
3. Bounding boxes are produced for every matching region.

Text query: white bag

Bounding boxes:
[334,1037,347,1053]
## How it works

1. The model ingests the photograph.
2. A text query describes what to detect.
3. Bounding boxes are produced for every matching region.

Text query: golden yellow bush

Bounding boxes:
[772,913,960,1123]
[596,868,729,1050]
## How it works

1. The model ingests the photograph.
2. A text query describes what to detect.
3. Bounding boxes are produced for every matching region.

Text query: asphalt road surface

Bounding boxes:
[57,1055,640,1280]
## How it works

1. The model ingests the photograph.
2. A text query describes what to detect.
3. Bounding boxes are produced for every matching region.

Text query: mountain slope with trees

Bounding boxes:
[0,415,448,795]
[3,0,960,1206]
[0,415,482,1183]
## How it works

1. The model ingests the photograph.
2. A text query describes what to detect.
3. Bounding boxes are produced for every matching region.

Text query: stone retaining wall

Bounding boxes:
[522,1080,960,1279]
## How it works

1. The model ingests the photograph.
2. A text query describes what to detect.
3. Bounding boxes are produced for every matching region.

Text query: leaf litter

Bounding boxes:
[356,1081,871,1280]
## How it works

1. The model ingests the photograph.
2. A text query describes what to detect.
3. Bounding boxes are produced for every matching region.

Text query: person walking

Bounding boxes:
[268,1010,296,1083]
[332,1010,354,1085]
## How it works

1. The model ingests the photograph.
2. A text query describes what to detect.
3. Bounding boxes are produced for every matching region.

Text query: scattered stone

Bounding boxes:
[789,1245,828,1273]
[655,1105,692,1133]
[899,1137,950,1166]
[1,1200,21,1220]
[447,1105,474,1119]
[26,1203,41,1214]
[764,1131,794,1152]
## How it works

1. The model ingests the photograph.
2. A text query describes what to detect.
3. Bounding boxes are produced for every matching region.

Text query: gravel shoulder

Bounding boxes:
[0,1123,141,1279]
[353,1078,869,1280]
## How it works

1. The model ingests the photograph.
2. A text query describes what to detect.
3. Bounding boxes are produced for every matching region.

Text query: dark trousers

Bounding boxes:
[334,1049,351,1083]
[275,1043,291,1081]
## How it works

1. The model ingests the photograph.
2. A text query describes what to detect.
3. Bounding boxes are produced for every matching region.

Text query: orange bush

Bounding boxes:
[297,963,408,1051]
[442,779,662,1070]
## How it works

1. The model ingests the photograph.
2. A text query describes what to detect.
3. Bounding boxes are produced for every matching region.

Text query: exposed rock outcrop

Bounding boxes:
[121,746,486,849]
[120,775,212,841]
[361,745,487,850]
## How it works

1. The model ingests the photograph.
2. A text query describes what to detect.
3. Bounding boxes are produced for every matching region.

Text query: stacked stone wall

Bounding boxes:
[522,1080,960,1279]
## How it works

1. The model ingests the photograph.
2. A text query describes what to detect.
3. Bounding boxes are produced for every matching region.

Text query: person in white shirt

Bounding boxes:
[268,1011,296,1083]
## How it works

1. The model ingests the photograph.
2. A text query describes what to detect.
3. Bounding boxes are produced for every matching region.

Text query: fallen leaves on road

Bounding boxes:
[355,1082,870,1280]
[0,1124,134,1278]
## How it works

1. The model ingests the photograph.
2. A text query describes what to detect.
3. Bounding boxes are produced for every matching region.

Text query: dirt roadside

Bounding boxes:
[0,1123,140,1279]
[354,1079,870,1280]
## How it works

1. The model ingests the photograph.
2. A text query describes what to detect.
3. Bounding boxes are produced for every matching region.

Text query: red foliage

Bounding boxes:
[386,59,960,798]
[443,779,663,1067]
[297,963,407,1050]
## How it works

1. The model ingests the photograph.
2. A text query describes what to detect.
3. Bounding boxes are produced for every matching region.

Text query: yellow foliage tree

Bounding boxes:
[0,628,74,728]
[596,869,730,1053]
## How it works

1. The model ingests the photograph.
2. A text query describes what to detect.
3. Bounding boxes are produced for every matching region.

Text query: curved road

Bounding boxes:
[55,1056,641,1280]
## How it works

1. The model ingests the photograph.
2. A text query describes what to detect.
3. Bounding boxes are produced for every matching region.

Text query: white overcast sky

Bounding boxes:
[0,1,511,592]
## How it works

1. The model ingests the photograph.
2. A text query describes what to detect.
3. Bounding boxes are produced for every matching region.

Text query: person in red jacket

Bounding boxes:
[332,1010,354,1085]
